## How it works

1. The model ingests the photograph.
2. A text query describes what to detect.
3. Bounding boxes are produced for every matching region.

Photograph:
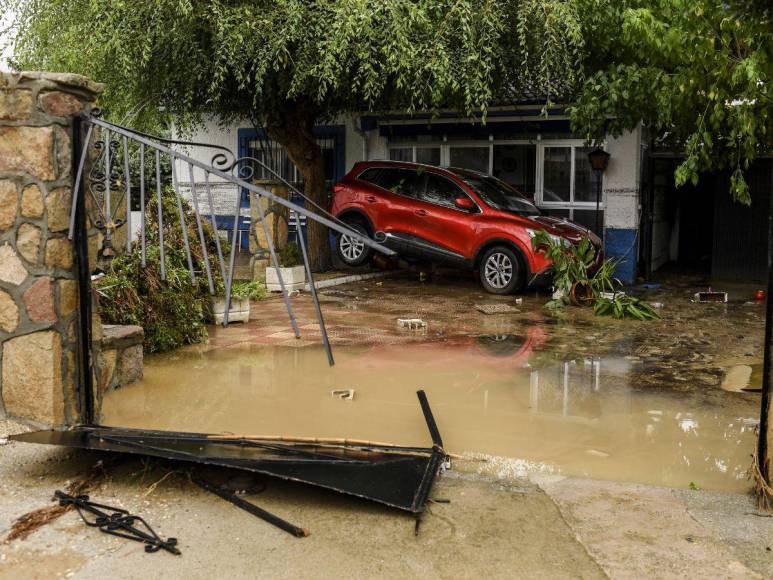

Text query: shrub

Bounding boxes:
[96,187,226,353]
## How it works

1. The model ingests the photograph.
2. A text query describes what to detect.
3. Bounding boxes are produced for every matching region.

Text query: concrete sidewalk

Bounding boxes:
[1,418,771,579]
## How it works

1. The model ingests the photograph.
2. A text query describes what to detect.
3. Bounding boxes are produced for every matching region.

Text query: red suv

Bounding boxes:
[330,161,601,294]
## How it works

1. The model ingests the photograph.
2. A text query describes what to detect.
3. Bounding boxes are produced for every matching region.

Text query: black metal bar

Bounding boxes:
[416,390,443,448]
[55,490,180,555]
[192,477,309,537]
[295,213,334,366]
[72,116,95,426]
[757,163,773,486]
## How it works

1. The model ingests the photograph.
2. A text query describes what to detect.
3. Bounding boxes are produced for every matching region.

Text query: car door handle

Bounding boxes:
[415,209,428,217]
[365,195,377,203]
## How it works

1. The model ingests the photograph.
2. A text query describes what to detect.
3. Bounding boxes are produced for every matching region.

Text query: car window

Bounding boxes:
[457,173,541,216]
[421,173,469,209]
[358,167,419,198]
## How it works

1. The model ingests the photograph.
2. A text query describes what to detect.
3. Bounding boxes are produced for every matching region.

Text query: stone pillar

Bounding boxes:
[249,179,290,281]
[0,71,102,427]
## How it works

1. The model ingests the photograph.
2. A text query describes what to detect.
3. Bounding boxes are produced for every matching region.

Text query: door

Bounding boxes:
[409,171,478,261]
[355,167,421,237]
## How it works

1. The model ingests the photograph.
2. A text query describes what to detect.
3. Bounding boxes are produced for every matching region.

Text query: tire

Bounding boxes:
[478,245,524,295]
[337,222,373,267]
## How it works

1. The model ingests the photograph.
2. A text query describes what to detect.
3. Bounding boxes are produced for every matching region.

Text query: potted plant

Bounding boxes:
[531,231,659,320]
[212,281,267,324]
[266,243,305,292]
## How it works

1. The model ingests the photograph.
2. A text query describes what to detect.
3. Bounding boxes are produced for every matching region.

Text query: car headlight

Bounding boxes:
[526,229,569,247]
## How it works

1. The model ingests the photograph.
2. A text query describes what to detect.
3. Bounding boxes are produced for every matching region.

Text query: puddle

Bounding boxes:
[102,338,759,493]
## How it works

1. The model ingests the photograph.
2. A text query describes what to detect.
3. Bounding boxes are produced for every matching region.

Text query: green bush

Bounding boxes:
[96,187,226,353]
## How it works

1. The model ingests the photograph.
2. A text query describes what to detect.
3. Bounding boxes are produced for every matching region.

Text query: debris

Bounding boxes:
[0,436,8,446]
[193,477,308,538]
[397,318,427,331]
[514,298,523,305]
[694,291,727,303]
[11,391,447,517]
[755,290,766,302]
[5,459,111,543]
[649,302,664,309]
[475,304,520,315]
[640,283,661,290]
[331,389,355,401]
[419,271,429,282]
[600,291,626,300]
[54,490,180,555]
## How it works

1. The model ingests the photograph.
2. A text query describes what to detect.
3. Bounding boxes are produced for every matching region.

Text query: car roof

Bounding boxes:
[354,160,474,179]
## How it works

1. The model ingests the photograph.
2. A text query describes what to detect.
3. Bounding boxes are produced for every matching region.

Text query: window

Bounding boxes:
[573,147,601,203]
[389,148,412,162]
[387,146,442,166]
[421,173,467,209]
[449,146,489,173]
[492,144,536,196]
[542,147,572,202]
[457,172,540,217]
[358,167,419,198]
[416,147,441,166]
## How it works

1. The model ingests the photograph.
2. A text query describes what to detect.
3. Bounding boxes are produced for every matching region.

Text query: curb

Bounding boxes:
[304,270,396,291]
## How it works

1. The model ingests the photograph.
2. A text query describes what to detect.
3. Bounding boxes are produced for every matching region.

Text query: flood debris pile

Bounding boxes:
[8,391,448,549]
[531,231,660,320]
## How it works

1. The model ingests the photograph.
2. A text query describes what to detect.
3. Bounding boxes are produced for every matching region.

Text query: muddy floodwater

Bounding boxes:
[102,334,760,493]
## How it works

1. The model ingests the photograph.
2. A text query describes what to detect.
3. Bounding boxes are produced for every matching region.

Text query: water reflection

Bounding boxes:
[101,331,758,492]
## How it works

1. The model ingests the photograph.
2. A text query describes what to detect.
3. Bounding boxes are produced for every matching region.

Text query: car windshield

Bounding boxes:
[457,172,541,216]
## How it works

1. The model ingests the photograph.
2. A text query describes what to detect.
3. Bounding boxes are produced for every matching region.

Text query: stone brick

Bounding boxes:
[2,330,64,425]
[20,184,44,218]
[16,223,42,263]
[0,180,17,230]
[0,126,56,181]
[45,237,73,270]
[0,289,19,333]
[23,277,56,323]
[118,344,143,386]
[0,88,33,121]
[98,348,117,395]
[46,187,72,232]
[39,91,85,117]
[0,244,28,285]
[58,279,78,318]
[55,125,71,180]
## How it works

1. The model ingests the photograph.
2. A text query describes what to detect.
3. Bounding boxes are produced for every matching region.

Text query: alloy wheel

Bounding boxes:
[484,252,513,289]
[339,234,365,262]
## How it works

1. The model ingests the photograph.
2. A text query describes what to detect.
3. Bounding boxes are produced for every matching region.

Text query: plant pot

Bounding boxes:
[212,296,251,324]
[266,265,306,292]
[569,281,594,306]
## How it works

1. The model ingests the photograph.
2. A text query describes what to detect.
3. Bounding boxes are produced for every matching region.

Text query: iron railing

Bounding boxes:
[68,114,394,369]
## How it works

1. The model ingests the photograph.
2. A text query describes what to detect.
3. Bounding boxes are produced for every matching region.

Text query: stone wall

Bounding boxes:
[0,71,102,426]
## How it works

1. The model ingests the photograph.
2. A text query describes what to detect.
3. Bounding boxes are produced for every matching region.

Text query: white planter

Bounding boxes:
[266,265,306,292]
[212,296,251,324]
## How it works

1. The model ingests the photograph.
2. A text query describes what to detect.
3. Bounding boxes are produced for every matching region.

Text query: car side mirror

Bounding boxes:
[454,196,475,211]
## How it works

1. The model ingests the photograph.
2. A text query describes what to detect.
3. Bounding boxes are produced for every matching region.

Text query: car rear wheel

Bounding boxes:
[479,246,523,295]
[337,222,373,266]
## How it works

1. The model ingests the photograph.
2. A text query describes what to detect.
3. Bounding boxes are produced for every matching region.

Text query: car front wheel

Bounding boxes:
[337,222,373,266]
[479,246,523,294]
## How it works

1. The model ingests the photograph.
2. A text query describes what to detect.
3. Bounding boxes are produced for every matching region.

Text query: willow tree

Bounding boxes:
[5,0,585,269]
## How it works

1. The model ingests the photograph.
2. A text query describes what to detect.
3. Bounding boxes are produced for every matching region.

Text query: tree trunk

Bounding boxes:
[265,100,331,272]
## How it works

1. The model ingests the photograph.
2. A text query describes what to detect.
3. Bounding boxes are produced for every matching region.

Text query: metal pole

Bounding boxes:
[594,169,601,237]
[296,213,333,366]
[255,192,301,338]
[72,117,95,425]
[757,162,773,489]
